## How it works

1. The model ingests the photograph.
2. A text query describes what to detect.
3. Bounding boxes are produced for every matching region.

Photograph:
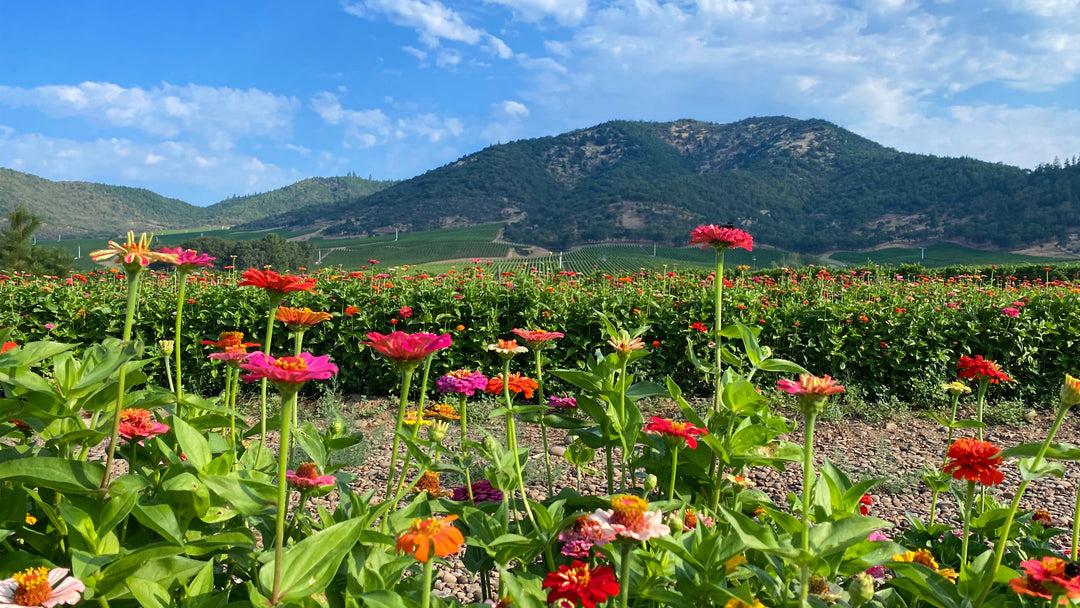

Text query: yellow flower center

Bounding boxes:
[564,563,592,586]
[670,422,689,433]
[13,567,51,606]
[610,494,648,528]
[273,356,308,372]
[219,331,244,347]
[120,408,152,427]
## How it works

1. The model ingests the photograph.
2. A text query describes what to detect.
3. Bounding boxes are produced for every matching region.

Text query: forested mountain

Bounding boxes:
[244,117,1080,253]
[0,170,392,237]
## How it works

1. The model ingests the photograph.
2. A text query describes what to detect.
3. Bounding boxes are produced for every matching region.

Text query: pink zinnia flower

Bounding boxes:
[436,370,488,395]
[511,328,565,348]
[157,247,215,272]
[286,462,336,489]
[398,306,413,318]
[559,516,615,557]
[776,374,846,396]
[588,495,668,542]
[240,352,338,394]
[118,409,169,440]
[1001,306,1020,318]
[362,332,451,371]
[208,346,253,367]
[689,225,754,251]
[0,566,84,607]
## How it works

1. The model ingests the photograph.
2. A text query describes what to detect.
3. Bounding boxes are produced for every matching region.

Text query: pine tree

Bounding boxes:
[0,205,41,271]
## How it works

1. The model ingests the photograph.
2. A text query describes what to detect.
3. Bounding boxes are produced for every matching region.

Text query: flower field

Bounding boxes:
[3,228,1080,607]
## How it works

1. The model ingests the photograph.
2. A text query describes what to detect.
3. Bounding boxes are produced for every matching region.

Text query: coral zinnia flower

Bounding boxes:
[956,355,1011,384]
[777,374,845,415]
[435,370,488,395]
[1010,557,1080,601]
[488,339,528,358]
[239,352,338,394]
[588,494,669,541]
[943,438,1004,486]
[118,409,169,440]
[157,247,215,272]
[90,232,178,270]
[286,462,335,489]
[201,331,259,350]
[275,307,333,331]
[396,515,464,562]
[643,417,708,449]
[362,332,451,371]
[689,225,754,252]
[542,561,620,608]
[0,566,85,607]
[511,328,565,348]
[238,268,317,294]
[484,373,539,399]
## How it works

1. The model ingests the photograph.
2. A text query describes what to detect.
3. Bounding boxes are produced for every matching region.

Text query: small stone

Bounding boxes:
[550,445,566,457]
[885,423,898,431]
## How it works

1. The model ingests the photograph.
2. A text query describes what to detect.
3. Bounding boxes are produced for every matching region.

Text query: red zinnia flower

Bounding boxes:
[1010,556,1080,601]
[689,225,754,252]
[542,561,620,608]
[238,268,317,295]
[398,306,413,318]
[344,306,359,316]
[362,332,451,370]
[943,438,1004,486]
[118,408,169,440]
[956,355,1011,384]
[859,494,873,515]
[643,417,708,449]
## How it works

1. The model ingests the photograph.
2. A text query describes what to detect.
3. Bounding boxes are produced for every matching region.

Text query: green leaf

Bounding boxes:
[172,416,211,472]
[259,517,365,601]
[1000,442,1080,461]
[133,498,185,545]
[0,457,103,493]
[126,578,173,608]
[755,358,810,375]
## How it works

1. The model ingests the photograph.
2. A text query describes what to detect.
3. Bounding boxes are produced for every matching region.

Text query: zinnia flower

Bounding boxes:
[1001,306,1020,318]
[201,331,259,350]
[90,231,178,270]
[238,268,317,294]
[942,437,1004,486]
[777,374,845,415]
[488,339,528,358]
[362,331,451,371]
[157,247,215,272]
[643,417,707,449]
[511,328,564,348]
[396,515,464,562]
[414,471,450,497]
[208,346,254,366]
[689,224,754,251]
[1,342,18,354]
[451,479,503,504]
[0,567,84,607]
[286,462,335,489]
[956,355,1011,384]
[239,352,339,394]
[1010,556,1080,601]
[607,330,645,357]
[548,394,577,411]
[942,381,971,395]
[118,409,169,440]
[559,516,615,557]
[542,561,620,608]
[588,494,668,541]
[722,599,765,608]
[1061,374,1080,409]
[435,370,488,396]
[398,306,412,318]
[275,307,333,331]
[484,373,539,399]
[858,494,873,515]
[892,549,958,582]
[423,403,461,422]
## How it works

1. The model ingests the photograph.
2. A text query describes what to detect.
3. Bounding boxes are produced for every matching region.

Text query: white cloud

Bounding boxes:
[485,0,589,26]
[311,92,465,147]
[501,100,530,118]
[0,82,300,149]
[0,129,300,195]
[345,0,513,59]
[402,45,428,60]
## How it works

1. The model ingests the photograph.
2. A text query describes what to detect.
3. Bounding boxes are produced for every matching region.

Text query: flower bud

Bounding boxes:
[848,572,875,608]
[1060,374,1080,410]
[643,474,658,493]
[329,420,345,436]
[158,340,175,356]
[667,514,684,534]
[428,420,449,443]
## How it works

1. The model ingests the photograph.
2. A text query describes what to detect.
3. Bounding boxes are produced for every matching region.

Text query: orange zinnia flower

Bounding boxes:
[396,515,464,562]
[943,438,1004,486]
[484,372,539,399]
[275,307,333,331]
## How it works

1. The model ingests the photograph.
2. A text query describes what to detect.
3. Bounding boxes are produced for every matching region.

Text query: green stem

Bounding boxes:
[459,393,473,503]
[668,446,679,500]
[974,379,988,441]
[713,247,726,413]
[1071,480,1080,561]
[271,390,297,604]
[173,271,188,416]
[502,358,536,528]
[290,330,304,463]
[605,446,614,495]
[618,358,629,493]
[226,365,237,446]
[960,480,975,566]
[163,348,174,393]
[618,543,633,608]
[394,357,434,500]
[421,549,434,608]
[386,367,415,501]
[534,349,554,497]
[101,270,142,487]
[799,411,818,608]
[974,404,1069,608]
[930,391,963,525]
[258,293,284,463]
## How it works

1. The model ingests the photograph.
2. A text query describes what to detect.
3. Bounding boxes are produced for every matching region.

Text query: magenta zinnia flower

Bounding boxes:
[436,369,488,395]
[157,247,215,272]
[239,352,338,393]
[362,331,451,370]
[689,225,754,251]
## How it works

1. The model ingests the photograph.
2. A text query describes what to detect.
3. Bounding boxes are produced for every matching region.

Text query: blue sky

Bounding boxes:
[2,0,1079,206]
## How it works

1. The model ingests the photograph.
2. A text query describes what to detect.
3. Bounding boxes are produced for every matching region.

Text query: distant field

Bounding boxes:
[829,242,1074,268]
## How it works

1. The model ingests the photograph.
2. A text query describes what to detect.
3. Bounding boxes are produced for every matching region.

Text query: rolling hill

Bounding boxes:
[243,117,1080,254]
